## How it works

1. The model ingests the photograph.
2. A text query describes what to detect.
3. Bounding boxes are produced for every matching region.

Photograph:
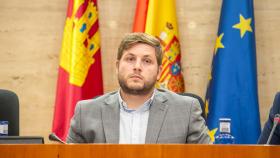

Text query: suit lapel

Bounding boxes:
[102,93,120,143]
[145,90,168,143]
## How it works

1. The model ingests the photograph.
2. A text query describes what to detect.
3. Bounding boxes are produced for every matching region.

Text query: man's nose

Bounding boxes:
[133,59,142,70]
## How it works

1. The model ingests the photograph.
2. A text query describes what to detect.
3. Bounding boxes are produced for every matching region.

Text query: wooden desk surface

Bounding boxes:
[0,144,279,158]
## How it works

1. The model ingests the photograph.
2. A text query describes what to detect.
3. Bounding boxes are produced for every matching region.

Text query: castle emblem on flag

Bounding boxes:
[60,0,100,87]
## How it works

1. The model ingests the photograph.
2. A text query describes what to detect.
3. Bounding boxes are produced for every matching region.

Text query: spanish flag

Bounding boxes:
[52,0,103,141]
[133,0,185,93]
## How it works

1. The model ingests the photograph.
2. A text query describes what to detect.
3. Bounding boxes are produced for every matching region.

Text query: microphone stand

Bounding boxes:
[266,114,280,144]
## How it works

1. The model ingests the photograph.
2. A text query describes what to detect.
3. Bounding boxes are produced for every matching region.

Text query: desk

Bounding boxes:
[0,144,279,158]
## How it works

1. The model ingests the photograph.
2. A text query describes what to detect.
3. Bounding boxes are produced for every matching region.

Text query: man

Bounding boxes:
[258,92,280,144]
[66,33,210,144]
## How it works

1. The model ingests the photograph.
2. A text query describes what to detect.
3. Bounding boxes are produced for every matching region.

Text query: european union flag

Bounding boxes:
[206,0,261,144]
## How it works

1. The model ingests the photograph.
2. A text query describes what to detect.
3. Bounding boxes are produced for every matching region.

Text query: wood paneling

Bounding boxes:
[0,144,279,158]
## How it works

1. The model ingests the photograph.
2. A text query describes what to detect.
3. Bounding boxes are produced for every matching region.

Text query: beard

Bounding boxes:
[118,74,157,95]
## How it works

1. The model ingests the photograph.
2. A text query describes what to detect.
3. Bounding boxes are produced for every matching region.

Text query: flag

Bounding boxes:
[205,0,261,144]
[52,0,103,141]
[133,0,185,93]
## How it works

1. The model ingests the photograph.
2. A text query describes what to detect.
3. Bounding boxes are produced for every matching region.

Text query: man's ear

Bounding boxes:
[115,60,120,74]
[157,65,162,80]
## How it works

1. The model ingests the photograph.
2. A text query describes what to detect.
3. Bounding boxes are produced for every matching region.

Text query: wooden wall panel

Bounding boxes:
[0,0,279,143]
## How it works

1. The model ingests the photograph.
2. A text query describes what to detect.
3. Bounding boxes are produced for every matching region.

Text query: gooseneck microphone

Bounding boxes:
[49,133,67,144]
[266,114,280,144]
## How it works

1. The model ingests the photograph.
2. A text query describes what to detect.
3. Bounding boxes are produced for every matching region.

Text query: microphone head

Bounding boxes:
[49,133,66,144]
[273,114,280,124]
[49,133,55,141]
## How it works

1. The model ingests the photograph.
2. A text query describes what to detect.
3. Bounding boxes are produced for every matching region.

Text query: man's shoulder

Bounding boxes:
[155,89,203,119]
[77,91,118,108]
[156,88,196,103]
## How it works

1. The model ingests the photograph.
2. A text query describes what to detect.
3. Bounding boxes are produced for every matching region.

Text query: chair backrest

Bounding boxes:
[179,93,206,119]
[0,89,19,136]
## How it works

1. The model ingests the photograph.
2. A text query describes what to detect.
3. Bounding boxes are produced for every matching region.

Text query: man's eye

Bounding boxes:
[144,59,152,64]
[126,57,135,61]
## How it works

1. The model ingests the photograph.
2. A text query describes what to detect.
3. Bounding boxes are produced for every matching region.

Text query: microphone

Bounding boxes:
[266,114,280,144]
[49,133,67,144]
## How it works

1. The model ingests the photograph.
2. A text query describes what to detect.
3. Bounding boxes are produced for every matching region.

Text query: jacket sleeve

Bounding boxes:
[66,102,86,143]
[186,98,211,144]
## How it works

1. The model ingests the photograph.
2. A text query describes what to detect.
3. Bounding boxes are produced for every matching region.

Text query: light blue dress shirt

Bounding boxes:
[118,91,154,144]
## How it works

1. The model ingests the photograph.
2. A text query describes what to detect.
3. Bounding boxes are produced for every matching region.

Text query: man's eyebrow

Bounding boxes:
[123,53,135,56]
[143,55,152,58]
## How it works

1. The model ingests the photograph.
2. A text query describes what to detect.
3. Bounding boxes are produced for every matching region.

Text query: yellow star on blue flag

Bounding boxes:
[214,33,225,54]
[208,128,218,143]
[233,14,253,38]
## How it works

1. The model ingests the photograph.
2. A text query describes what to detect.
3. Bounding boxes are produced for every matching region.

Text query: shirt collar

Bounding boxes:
[118,89,155,113]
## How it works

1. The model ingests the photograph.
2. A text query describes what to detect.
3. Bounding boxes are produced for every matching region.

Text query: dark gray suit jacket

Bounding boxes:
[67,89,211,144]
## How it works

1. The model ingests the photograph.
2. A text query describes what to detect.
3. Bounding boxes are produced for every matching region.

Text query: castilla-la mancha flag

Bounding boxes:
[52,0,103,141]
[133,0,185,93]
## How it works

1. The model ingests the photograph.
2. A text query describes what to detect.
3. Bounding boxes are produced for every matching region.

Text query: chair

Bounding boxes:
[179,93,206,119]
[0,89,19,136]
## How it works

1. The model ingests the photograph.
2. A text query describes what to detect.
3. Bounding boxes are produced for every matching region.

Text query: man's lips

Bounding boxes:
[129,74,143,80]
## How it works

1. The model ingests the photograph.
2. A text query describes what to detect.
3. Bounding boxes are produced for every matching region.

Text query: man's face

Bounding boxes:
[116,43,161,95]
